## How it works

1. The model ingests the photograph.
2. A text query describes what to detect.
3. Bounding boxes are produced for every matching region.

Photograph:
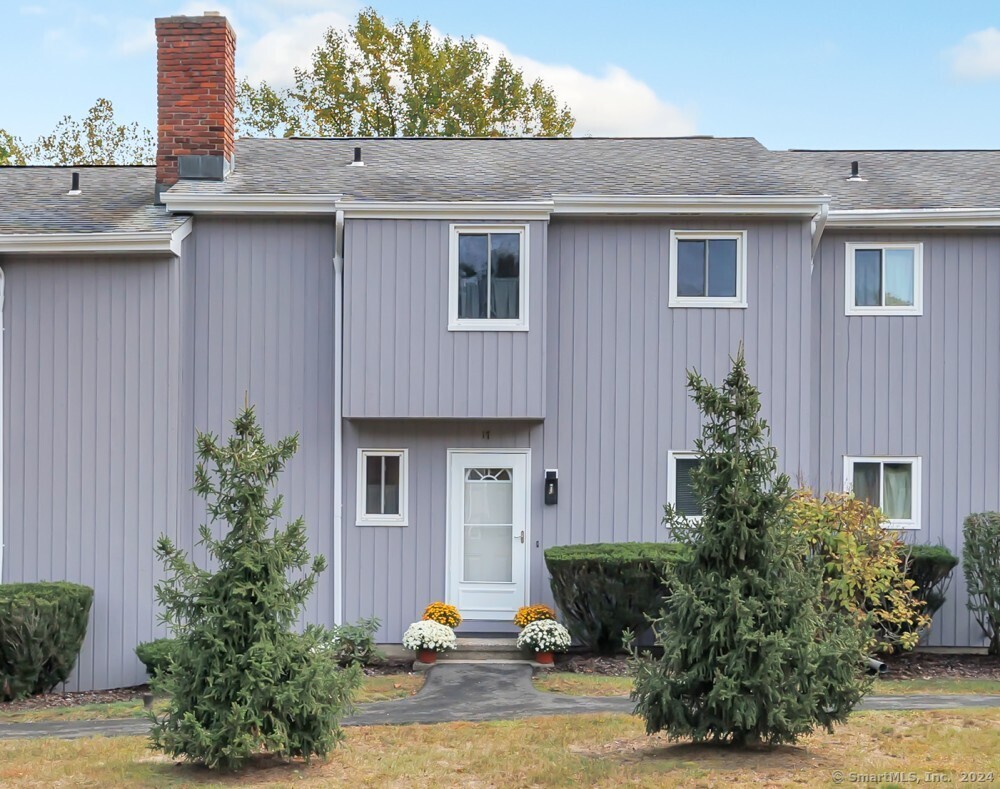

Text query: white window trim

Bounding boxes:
[843,455,921,530]
[448,224,529,331]
[356,449,409,526]
[667,450,702,521]
[668,230,748,308]
[844,242,923,316]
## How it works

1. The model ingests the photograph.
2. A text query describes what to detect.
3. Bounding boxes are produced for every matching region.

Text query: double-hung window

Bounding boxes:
[669,230,747,308]
[845,243,923,315]
[667,451,703,519]
[449,225,528,330]
[357,449,408,526]
[843,456,921,529]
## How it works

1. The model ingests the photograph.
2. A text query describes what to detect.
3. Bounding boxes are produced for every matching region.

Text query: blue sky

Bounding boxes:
[3,0,1000,149]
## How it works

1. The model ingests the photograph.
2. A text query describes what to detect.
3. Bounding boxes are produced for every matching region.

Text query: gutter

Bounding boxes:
[827,207,1000,228]
[332,210,345,626]
[0,222,191,255]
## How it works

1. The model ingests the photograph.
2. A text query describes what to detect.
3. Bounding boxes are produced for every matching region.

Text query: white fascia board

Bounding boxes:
[339,200,554,220]
[162,192,343,214]
[551,194,831,216]
[827,208,1000,228]
[0,228,187,255]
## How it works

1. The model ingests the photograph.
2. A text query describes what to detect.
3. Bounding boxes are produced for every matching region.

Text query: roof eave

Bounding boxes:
[162,192,343,214]
[0,219,192,255]
[827,208,1000,228]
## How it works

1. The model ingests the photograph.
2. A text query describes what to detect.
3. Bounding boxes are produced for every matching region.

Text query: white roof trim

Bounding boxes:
[828,208,1000,228]
[339,200,554,220]
[0,219,192,255]
[162,192,343,214]
[551,194,831,216]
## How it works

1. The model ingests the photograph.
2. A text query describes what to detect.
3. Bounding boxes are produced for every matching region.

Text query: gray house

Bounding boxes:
[2,13,999,690]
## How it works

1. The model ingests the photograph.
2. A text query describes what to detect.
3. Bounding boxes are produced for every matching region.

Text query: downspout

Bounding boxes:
[0,266,5,583]
[810,202,830,268]
[332,211,345,625]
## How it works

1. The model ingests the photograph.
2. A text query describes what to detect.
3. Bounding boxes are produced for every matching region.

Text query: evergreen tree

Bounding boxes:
[151,406,360,770]
[630,350,869,746]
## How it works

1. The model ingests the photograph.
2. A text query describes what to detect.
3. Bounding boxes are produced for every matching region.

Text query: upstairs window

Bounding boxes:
[449,225,528,330]
[669,230,747,308]
[667,451,703,519]
[845,243,923,316]
[357,449,408,526]
[844,456,921,530]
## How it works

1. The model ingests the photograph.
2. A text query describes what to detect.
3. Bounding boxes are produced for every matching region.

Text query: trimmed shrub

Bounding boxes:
[963,513,1000,655]
[135,638,177,678]
[544,542,685,654]
[0,582,94,701]
[788,490,929,653]
[901,544,959,618]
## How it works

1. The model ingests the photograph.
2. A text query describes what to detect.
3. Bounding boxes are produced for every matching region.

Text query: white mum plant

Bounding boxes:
[516,619,572,653]
[402,620,457,653]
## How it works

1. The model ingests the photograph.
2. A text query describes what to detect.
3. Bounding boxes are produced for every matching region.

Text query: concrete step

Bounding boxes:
[437,636,524,662]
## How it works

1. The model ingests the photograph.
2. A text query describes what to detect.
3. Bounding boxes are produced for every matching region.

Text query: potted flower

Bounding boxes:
[516,619,571,665]
[513,604,556,629]
[402,620,457,664]
[422,602,462,628]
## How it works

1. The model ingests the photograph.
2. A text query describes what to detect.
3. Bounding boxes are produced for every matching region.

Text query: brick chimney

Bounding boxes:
[155,12,236,202]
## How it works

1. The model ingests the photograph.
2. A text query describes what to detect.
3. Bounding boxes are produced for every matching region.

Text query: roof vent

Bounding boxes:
[348,146,365,167]
[67,171,81,195]
[846,160,866,182]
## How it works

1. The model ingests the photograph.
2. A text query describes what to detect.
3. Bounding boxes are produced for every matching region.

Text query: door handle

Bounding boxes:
[519,530,525,544]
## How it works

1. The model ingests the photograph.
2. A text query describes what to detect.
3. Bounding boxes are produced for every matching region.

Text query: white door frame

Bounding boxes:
[445,448,531,620]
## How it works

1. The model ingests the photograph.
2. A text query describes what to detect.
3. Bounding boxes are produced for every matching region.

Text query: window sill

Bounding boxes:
[356,518,408,527]
[448,321,529,332]
[882,521,920,531]
[668,299,748,309]
[845,307,923,317]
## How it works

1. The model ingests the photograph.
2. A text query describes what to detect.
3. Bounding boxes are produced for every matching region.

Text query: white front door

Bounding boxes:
[447,450,530,620]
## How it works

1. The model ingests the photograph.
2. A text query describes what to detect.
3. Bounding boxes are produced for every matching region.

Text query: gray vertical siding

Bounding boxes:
[343,219,546,419]
[180,217,339,631]
[812,230,1000,648]
[1,254,182,690]
[342,217,816,641]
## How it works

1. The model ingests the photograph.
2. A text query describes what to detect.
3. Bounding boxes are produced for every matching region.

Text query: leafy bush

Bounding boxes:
[545,542,685,654]
[134,638,177,678]
[963,513,1000,655]
[150,406,361,770]
[324,617,384,666]
[901,544,959,618]
[0,582,93,701]
[788,490,929,653]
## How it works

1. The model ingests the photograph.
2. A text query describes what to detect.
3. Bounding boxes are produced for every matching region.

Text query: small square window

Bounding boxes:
[844,456,921,529]
[846,243,923,316]
[670,231,747,308]
[357,450,408,526]
[668,451,703,518]
[449,225,528,331]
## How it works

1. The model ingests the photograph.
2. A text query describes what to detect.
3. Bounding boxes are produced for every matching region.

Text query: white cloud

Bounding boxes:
[476,36,695,137]
[239,9,353,84]
[948,27,1000,80]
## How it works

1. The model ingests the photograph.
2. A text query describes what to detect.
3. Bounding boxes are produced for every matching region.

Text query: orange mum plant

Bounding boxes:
[514,604,557,629]
[422,602,462,628]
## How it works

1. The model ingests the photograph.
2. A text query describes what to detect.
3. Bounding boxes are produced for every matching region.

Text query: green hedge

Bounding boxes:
[901,544,959,617]
[135,638,177,678]
[963,513,1000,655]
[0,582,94,701]
[544,542,686,654]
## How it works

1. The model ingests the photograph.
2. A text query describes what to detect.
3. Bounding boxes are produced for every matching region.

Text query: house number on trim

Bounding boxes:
[482,430,491,440]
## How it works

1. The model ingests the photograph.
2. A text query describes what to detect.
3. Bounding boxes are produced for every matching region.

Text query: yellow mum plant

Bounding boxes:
[422,602,462,628]
[514,604,557,629]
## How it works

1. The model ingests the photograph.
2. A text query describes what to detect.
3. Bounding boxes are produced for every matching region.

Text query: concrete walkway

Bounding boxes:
[2,664,999,740]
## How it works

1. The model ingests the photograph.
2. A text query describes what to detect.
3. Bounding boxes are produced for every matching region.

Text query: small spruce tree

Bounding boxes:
[630,350,870,746]
[151,406,361,770]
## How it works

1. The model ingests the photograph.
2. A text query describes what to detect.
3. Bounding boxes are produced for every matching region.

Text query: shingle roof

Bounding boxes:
[166,137,821,200]
[0,166,186,234]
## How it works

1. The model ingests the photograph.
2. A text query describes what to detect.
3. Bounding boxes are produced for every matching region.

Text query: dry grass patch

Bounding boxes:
[1,709,998,787]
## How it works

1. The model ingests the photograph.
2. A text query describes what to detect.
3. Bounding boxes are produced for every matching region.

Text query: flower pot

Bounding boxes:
[417,648,438,664]
[535,650,555,665]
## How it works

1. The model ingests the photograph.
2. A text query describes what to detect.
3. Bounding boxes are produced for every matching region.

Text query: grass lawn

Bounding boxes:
[0,675,425,724]
[0,709,998,786]
[534,673,1000,698]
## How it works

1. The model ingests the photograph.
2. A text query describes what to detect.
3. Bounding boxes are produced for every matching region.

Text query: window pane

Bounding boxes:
[884,249,915,307]
[852,462,881,507]
[674,458,701,517]
[490,233,520,319]
[883,463,912,520]
[457,234,488,319]
[365,455,383,515]
[707,238,738,298]
[854,249,882,307]
[677,240,706,297]
[382,455,401,516]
